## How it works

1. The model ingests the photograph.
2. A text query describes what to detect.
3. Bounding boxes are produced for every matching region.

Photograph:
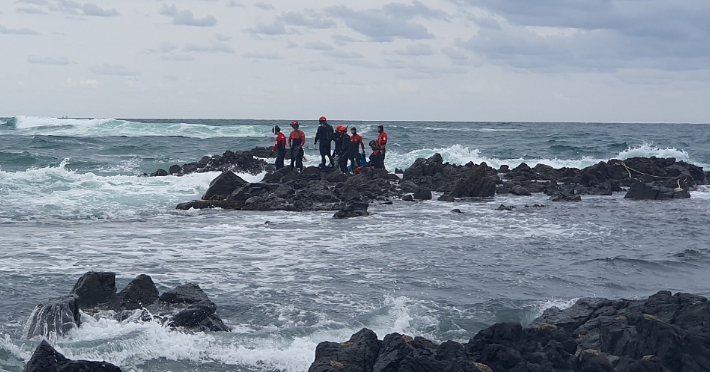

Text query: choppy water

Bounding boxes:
[2,116,710,371]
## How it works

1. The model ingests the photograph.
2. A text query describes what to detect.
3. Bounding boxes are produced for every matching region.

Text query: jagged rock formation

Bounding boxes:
[309,290,710,372]
[25,272,229,339]
[24,340,122,372]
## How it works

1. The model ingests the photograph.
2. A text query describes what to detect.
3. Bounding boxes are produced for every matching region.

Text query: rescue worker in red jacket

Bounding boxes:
[288,121,306,172]
[377,125,388,169]
[272,125,286,170]
[348,127,365,172]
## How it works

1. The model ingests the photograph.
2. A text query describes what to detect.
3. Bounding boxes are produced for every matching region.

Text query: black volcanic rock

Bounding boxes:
[624,179,691,200]
[310,291,710,372]
[203,171,248,200]
[70,271,116,308]
[25,295,81,339]
[24,340,122,372]
[107,274,159,311]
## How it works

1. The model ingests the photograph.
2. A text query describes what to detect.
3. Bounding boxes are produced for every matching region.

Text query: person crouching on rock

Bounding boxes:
[349,127,365,173]
[334,125,350,173]
[315,116,334,168]
[288,121,306,172]
[354,140,385,174]
[272,125,286,170]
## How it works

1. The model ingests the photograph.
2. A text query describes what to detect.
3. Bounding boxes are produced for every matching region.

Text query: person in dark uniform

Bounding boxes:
[348,127,365,172]
[288,121,305,172]
[334,125,350,172]
[314,116,334,168]
[367,140,385,169]
[272,125,286,170]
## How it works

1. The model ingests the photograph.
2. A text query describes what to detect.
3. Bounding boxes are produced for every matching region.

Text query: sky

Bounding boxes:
[1,0,709,123]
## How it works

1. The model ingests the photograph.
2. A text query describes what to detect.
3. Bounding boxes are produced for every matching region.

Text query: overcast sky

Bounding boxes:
[1,0,709,122]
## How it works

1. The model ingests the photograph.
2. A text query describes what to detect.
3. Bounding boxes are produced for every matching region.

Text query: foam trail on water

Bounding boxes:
[0,163,224,222]
[384,142,701,172]
[6,116,272,139]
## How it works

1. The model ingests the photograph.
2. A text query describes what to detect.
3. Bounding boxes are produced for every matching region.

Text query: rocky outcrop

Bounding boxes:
[171,149,706,211]
[26,272,229,340]
[24,340,122,372]
[624,178,691,200]
[309,290,710,372]
[177,167,403,212]
[146,148,271,177]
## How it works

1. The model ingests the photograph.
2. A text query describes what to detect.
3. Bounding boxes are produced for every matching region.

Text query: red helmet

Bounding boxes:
[336,125,346,132]
[291,121,299,127]
[319,116,327,122]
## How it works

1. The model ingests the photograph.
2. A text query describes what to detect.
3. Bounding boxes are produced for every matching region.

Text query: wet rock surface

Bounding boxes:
[24,340,122,372]
[309,291,710,372]
[26,271,229,341]
[171,149,706,213]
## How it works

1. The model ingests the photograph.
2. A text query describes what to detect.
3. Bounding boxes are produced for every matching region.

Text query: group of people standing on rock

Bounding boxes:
[272,116,388,174]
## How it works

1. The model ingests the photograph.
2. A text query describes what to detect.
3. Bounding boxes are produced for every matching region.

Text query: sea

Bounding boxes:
[1,116,710,372]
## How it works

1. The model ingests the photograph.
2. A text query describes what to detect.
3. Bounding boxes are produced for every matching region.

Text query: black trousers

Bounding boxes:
[290,147,303,171]
[319,144,333,166]
[275,149,285,169]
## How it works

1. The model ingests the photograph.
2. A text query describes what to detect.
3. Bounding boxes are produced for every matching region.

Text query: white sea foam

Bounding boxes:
[8,116,273,139]
[384,142,701,172]
[13,116,115,130]
[18,294,446,372]
[0,163,224,222]
[616,142,691,162]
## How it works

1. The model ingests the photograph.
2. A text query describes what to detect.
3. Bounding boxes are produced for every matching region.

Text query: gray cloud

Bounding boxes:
[56,0,118,17]
[392,43,435,56]
[282,11,336,29]
[304,41,334,51]
[160,4,217,27]
[331,34,359,46]
[160,54,193,61]
[216,33,232,42]
[456,0,710,72]
[91,64,141,76]
[27,55,72,65]
[441,47,469,66]
[227,1,244,8]
[183,42,235,53]
[241,52,282,60]
[82,3,118,17]
[254,2,274,10]
[17,6,47,15]
[325,50,365,59]
[324,4,436,42]
[16,0,48,4]
[246,19,286,35]
[0,24,39,35]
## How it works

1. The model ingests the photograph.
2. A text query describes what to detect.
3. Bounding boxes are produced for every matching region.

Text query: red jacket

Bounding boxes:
[273,132,286,151]
[289,130,306,148]
[350,134,365,152]
[377,131,388,150]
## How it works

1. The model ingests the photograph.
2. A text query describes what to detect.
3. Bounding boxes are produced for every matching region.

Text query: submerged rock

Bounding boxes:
[25,295,80,339]
[26,272,230,340]
[24,340,122,372]
[333,202,369,219]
